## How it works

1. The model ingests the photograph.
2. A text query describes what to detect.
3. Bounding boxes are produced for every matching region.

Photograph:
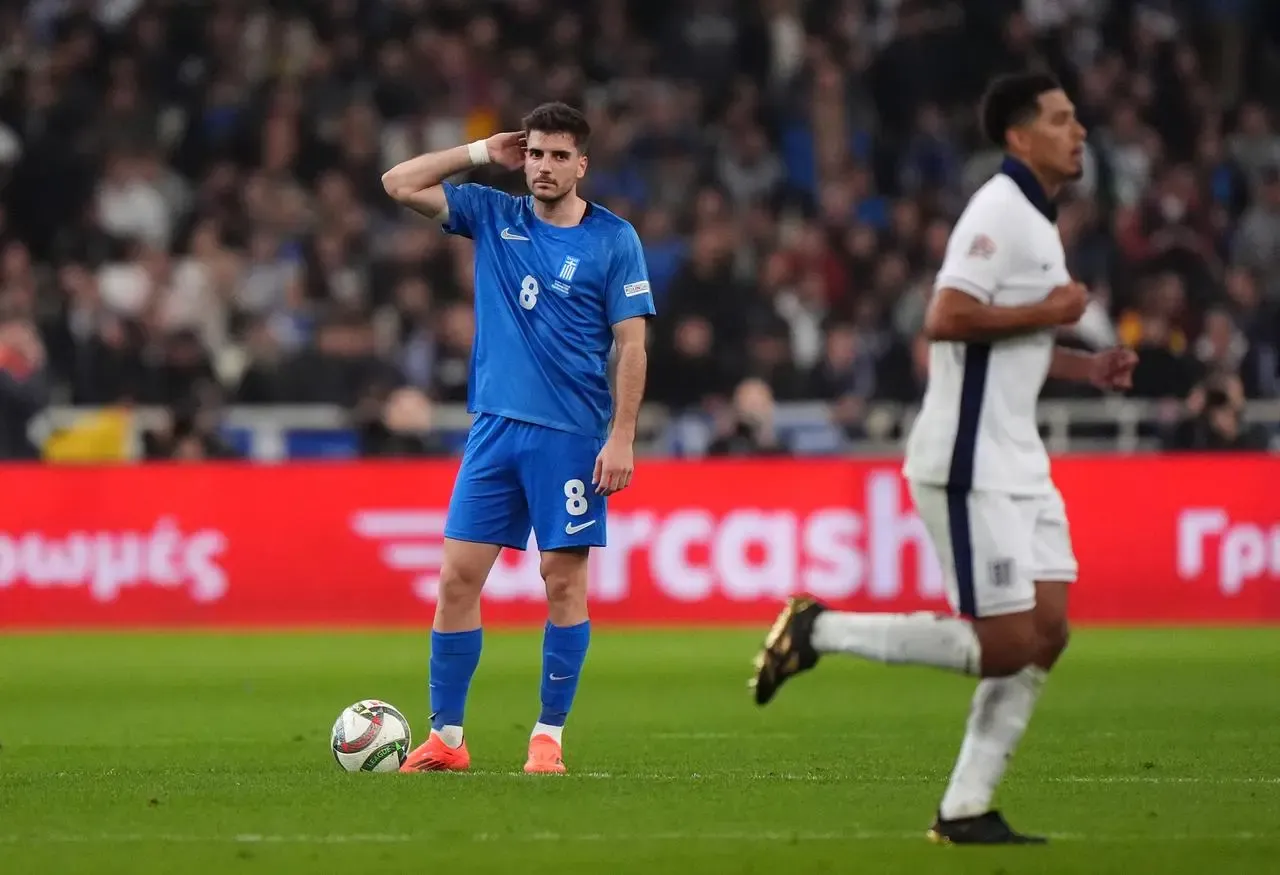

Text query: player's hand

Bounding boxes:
[485,131,526,170]
[1089,347,1139,392]
[592,436,634,496]
[1044,281,1089,326]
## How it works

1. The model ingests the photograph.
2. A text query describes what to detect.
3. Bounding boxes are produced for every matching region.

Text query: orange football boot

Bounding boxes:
[523,733,566,774]
[399,732,471,773]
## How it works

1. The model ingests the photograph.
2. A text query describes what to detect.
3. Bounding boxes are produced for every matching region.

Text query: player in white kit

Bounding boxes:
[749,73,1138,845]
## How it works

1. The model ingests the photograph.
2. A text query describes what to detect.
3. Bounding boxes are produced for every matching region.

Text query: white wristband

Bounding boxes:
[467,139,491,167]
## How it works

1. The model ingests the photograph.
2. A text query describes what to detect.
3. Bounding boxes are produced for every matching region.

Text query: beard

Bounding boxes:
[530,179,569,203]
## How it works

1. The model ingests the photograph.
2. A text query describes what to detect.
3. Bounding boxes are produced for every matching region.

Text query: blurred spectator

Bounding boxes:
[96,150,174,250]
[1194,307,1250,384]
[808,320,885,437]
[276,312,398,407]
[899,104,962,202]
[142,395,238,461]
[233,315,288,405]
[0,301,50,459]
[742,315,808,401]
[1165,376,1270,451]
[1120,273,1198,399]
[70,314,147,406]
[647,314,734,412]
[1233,166,1280,300]
[0,0,1274,464]
[429,301,474,405]
[717,124,785,208]
[358,385,451,458]
[1227,102,1280,193]
[1223,267,1280,398]
[706,378,788,457]
[661,225,748,355]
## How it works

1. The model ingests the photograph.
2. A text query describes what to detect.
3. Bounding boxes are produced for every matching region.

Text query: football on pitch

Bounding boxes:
[330,699,412,772]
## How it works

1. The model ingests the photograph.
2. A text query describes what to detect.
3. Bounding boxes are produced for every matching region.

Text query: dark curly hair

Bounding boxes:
[979,72,1063,147]
[521,102,591,154]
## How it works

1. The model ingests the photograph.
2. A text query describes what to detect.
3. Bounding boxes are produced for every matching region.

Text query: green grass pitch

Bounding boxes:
[1,628,1277,873]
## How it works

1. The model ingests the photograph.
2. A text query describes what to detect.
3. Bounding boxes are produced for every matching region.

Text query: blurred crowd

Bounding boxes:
[1,0,1279,460]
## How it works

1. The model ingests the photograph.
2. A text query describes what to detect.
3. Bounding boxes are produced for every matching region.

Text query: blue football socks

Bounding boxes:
[538,620,591,727]
[429,628,483,733]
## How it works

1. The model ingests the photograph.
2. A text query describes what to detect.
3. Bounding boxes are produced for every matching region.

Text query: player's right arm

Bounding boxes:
[924,282,1088,343]
[381,132,525,224]
[924,190,1086,342]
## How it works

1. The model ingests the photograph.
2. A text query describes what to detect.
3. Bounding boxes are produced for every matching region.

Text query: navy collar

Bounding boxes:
[526,197,595,227]
[999,156,1057,222]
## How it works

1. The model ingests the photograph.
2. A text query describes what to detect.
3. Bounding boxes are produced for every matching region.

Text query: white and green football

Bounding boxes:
[330,699,411,772]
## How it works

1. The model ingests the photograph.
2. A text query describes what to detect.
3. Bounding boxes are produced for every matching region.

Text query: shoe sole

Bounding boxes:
[399,760,469,773]
[925,828,1046,846]
[750,599,804,704]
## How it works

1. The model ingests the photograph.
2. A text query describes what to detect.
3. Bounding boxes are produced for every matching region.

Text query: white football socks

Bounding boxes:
[531,722,564,744]
[939,665,1047,820]
[810,611,981,676]
[434,724,565,748]
[432,725,464,748]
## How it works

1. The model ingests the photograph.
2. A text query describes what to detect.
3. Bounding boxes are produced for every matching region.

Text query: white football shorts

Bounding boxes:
[909,482,1078,618]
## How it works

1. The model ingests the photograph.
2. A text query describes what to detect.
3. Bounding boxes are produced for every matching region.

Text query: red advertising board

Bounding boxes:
[0,456,1276,628]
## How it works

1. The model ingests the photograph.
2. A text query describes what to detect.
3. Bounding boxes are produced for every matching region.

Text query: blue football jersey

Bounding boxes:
[441,182,656,438]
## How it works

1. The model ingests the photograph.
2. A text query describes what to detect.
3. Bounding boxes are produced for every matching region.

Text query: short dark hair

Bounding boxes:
[522,102,591,154]
[979,72,1063,147]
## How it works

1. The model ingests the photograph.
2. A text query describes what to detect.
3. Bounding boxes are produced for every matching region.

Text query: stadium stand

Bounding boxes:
[1,0,1278,460]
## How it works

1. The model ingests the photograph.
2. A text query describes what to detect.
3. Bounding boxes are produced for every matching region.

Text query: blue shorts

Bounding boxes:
[444,413,607,551]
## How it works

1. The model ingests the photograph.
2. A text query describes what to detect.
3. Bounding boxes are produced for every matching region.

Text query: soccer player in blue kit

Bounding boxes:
[382,103,654,774]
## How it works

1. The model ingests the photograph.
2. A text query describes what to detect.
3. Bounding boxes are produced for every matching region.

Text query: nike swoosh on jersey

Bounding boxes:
[500,227,530,241]
[549,673,575,681]
[564,520,597,534]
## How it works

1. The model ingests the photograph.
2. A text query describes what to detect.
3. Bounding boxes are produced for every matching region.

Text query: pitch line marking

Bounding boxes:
[486,771,1280,785]
[0,830,1272,845]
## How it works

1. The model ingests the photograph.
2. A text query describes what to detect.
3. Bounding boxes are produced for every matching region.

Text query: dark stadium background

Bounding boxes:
[0,0,1277,462]
[0,3,1276,873]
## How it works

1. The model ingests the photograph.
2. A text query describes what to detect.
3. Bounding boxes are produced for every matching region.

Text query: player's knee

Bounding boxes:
[974,613,1039,677]
[541,566,586,605]
[544,580,586,621]
[436,563,485,609]
[436,539,501,611]
[540,550,588,609]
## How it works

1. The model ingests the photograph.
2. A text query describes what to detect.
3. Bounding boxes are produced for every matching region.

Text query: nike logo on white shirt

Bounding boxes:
[564,520,597,534]
[500,227,530,241]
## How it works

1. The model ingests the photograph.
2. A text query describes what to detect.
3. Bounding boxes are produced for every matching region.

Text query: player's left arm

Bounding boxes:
[610,316,647,439]
[1049,346,1138,391]
[594,224,656,496]
[593,317,646,496]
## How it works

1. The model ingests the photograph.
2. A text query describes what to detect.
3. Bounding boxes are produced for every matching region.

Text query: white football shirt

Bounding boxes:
[903,166,1071,495]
